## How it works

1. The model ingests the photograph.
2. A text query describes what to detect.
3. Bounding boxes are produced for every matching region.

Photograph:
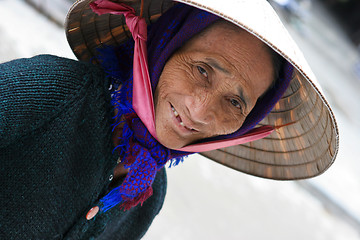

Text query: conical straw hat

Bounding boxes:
[65,0,339,180]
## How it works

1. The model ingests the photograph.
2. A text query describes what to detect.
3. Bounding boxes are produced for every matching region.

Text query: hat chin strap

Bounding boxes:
[91,0,157,139]
[179,126,274,152]
[90,0,274,153]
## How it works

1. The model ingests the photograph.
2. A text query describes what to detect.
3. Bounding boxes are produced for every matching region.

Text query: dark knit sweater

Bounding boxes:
[0,55,167,239]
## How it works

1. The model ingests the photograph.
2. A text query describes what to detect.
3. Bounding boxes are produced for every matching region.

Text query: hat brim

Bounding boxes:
[65,0,339,180]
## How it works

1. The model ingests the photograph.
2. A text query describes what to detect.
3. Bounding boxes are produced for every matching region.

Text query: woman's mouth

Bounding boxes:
[171,105,198,132]
[171,105,183,125]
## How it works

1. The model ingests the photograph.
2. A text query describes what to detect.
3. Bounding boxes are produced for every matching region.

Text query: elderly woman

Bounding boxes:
[0,0,338,239]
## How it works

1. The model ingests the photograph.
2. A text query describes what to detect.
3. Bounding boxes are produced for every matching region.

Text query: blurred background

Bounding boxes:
[1,0,360,239]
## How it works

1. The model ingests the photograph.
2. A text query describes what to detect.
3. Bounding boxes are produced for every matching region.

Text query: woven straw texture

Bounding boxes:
[65,0,339,180]
[66,0,175,63]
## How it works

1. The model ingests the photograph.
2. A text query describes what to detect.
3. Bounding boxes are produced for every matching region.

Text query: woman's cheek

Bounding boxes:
[220,112,244,135]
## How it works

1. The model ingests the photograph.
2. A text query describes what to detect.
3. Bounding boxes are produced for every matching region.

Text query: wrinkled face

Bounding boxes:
[154,21,274,149]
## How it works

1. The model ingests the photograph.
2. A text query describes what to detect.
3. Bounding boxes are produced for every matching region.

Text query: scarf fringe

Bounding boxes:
[120,186,153,210]
[169,156,185,168]
[100,187,125,212]
[100,185,153,212]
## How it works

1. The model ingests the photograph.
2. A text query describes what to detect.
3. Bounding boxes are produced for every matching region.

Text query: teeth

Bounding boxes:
[171,106,179,117]
[172,106,186,128]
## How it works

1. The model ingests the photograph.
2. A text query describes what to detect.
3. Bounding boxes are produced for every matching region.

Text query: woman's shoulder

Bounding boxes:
[0,54,106,90]
[0,54,109,146]
[1,54,104,83]
[0,54,108,111]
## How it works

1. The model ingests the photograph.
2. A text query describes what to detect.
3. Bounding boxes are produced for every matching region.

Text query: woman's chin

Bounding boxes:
[157,138,184,150]
[156,132,187,150]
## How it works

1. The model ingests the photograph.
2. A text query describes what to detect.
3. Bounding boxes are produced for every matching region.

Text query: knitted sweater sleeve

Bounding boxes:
[0,55,104,147]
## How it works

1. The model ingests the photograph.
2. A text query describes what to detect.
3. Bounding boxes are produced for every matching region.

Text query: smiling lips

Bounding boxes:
[171,105,198,132]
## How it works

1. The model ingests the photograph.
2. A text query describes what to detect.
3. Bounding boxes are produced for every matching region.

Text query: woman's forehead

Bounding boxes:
[177,20,274,98]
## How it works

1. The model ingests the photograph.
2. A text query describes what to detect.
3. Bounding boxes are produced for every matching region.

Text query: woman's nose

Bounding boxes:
[184,92,218,125]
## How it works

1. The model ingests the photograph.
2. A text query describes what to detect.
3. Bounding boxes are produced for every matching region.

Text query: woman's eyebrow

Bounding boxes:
[205,57,231,75]
[237,87,248,111]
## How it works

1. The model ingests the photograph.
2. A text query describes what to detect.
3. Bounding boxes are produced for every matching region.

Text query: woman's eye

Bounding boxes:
[197,66,208,78]
[230,99,241,109]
